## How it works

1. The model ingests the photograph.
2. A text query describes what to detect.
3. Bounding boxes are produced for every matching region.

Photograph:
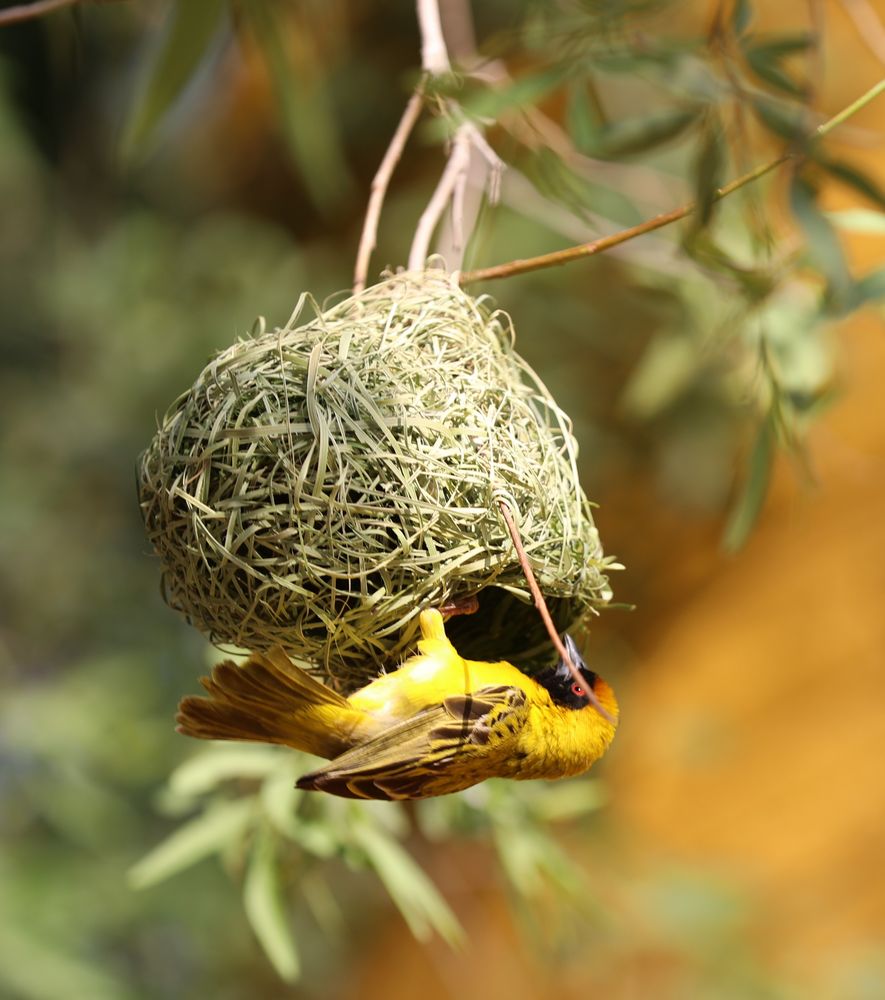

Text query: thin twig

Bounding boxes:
[408,125,473,270]
[353,90,425,293]
[416,0,450,74]
[497,500,616,725]
[407,0,505,273]
[460,77,885,285]
[0,0,78,26]
[485,168,694,278]
[816,76,885,134]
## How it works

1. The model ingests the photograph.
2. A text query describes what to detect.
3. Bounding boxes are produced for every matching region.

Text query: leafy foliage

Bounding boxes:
[129,742,606,978]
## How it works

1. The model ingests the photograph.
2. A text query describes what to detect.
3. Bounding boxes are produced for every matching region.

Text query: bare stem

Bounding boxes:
[406,0,505,274]
[416,0,450,74]
[815,76,885,136]
[353,0,453,289]
[353,90,425,293]
[497,500,615,724]
[0,0,78,26]
[408,125,473,270]
[460,77,885,285]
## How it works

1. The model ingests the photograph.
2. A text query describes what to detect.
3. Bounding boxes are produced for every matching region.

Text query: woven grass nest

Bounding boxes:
[139,271,616,690]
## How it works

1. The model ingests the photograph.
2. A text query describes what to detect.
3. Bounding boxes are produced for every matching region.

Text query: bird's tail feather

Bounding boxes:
[176,648,366,760]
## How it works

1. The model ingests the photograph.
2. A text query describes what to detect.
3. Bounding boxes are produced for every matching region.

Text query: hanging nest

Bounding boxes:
[138,271,616,690]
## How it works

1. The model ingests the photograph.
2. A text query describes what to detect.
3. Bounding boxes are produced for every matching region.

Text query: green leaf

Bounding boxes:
[683,232,777,299]
[170,746,288,801]
[299,870,345,936]
[530,779,608,822]
[522,147,597,220]
[818,159,885,212]
[826,208,885,234]
[620,333,702,420]
[493,825,544,898]
[122,0,227,158]
[463,64,573,121]
[351,822,463,947]
[289,820,340,858]
[0,927,126,1000]
[128,799,254,889]
[722,418,774,552]
[848,267,885,309]
[742,32,814,98]
[694,115,726,226]
[745,49,806,98]
[730,0,754,38]
[492,820,586,901]
[259,762,306,840]
[566,82,602,154]
[750,96,806,143]
[743,31,816,57]
[789,175,852,304]
[242,0,354,215]
[244,828,300,982]
[586,108,700,158]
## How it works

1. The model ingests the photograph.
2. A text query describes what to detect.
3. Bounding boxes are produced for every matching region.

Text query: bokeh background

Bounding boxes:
[1,1,883,998]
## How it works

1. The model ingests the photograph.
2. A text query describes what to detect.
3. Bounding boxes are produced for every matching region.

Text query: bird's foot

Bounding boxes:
[439,595,480,619]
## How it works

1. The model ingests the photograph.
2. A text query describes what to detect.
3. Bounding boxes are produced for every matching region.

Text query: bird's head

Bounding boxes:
[537,634,618,720]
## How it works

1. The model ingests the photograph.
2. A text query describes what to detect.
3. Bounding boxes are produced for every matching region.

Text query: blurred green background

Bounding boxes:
[1,1,884,998]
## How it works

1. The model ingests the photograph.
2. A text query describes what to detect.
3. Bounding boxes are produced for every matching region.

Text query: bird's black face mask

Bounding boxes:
[536,634,598,710]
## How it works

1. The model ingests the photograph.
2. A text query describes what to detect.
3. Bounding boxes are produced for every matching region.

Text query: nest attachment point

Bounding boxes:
[138,271,615,689]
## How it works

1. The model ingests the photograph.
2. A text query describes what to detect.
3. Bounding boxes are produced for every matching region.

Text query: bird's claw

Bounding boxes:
[439,595,480,619]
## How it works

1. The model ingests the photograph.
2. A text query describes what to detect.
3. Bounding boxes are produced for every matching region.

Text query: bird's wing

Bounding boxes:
[296,685,529,800]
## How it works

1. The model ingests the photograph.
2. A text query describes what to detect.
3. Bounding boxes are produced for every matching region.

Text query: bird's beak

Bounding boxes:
[562,633,585,671]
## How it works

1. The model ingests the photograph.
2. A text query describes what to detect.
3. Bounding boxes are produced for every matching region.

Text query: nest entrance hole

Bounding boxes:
[442,585,581,673]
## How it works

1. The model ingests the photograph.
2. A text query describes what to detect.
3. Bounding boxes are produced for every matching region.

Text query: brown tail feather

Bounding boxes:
[176,648,362,759]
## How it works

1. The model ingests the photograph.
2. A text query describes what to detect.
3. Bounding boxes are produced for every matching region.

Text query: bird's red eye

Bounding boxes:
[571,681,586,698]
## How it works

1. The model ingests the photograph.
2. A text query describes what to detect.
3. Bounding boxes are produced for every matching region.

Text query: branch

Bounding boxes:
[416,0,450,74]
[0,0,78,26]
[406,0,504,273]
[488,167,695,278]
[353,90,425,293]
[497,500,616,725]
[408,120,503,272]
[460,77,885,285]
[408,124,473,270]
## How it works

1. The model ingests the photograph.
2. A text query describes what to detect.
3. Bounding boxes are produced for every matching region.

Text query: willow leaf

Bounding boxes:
[129,799,253,889]
[723,419,774,552]
[123,0,227,158]
[244,828,300,982]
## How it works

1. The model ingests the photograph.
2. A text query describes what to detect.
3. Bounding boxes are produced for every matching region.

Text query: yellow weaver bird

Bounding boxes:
[176,608,618,800]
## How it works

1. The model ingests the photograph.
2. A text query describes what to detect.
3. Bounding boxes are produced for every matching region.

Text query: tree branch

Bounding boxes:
[0,0,78,26]
[353,89,425,293]
[460,77,885,286]
[497,500,616,725]
[404,0,505,273]
[416,0,450,74]
[408,124,473,271]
